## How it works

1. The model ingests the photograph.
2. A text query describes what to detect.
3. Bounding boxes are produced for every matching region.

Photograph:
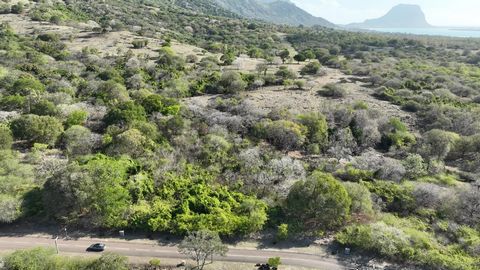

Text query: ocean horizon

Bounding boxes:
[366,27,480,38]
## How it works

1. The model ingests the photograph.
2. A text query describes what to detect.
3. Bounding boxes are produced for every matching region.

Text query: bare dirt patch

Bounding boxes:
[185,67,415,128]
[0,13,215,59]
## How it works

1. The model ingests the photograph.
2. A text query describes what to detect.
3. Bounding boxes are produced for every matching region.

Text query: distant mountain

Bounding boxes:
[171,0,239,18]
[348,4,432,28]
[215,0,335,27]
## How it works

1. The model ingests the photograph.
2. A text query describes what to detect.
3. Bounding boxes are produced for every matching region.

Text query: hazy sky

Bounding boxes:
[289,0,480,26]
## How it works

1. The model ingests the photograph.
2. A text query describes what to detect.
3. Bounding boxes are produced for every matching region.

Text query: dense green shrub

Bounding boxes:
[275,66,297,82]
[63,125,93,157]
[10,114,64,146]
[132,39,149,49]
[0,95,26,111]
[3,247,129,270]
[300,60,322,75]
[88,253,129,270]
[0,124,13,150]
[65,110,89,128]
[0,3,478,270]
[276,223,289,241]
[199,134,233,167]
[30,100,58,116]
[215,71,247,94]
[419,129,460,162]
[106,128,155,158]
[380,118,416,150]
[318,83,348,98]
[254,120,307,150]
[0,149,36,223]
[128,166,268,235]
[335,166,375,182]
[286,171,351,232]
[364,181,415,214]
[294,53,307,63]
[336,215,479,270]
[3,247,58,270]
[9,74,45,96]
[140,94,181,115]
[343,182,375,218]
[297,113,329,152]
[43,155,134,228]
[96,80,130,104]
[10,3,24,14]
[402,154,427,179]
[0,194,21,223]
[104,101,147,126]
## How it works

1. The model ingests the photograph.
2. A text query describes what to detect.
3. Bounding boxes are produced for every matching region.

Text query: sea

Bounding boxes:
[367,27,480,38]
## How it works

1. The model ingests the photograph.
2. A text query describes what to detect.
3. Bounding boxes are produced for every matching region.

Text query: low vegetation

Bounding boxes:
[0,1,479,270]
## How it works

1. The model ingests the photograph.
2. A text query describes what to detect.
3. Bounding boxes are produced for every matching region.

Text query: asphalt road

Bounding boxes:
[0,236,347,269]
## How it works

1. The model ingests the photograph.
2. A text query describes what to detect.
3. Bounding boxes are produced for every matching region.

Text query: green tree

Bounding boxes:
[43,155,133,228]
[200,134,232,167]
[300,61,322,75]
[0,150,35,223]
[217,71,247,94]
[294,53,307,63]
[402,154,427,179]
[10,114,64,146]
[178,230,228,270]
[104,101,147,126]
[278,49,290,64]
[286,171,351,231]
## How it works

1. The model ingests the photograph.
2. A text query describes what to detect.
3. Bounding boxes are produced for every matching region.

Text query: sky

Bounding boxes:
[289,0,480,26]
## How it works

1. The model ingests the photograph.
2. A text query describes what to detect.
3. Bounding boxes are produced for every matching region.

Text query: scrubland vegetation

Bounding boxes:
[0,1,479,269]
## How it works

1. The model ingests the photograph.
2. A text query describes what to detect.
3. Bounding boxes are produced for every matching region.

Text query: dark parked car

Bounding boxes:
[87,243,106,252]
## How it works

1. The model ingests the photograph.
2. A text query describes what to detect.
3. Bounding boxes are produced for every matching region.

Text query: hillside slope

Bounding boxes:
[216,0,335,27]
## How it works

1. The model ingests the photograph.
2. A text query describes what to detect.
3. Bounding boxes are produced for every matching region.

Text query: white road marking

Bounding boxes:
[110,247,129,251]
